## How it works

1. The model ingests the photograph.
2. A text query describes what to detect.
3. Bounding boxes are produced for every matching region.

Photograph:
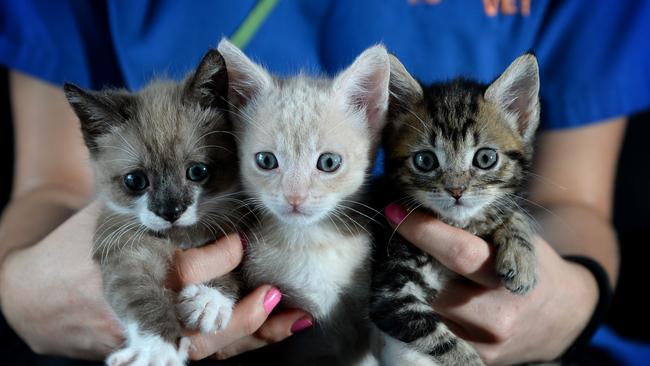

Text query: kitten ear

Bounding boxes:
[484,53,540,142]
[217,38,273,106]
[389,54,423,112]
[333,45,391,135]
[184,49,229,110]
[63,83,136,149]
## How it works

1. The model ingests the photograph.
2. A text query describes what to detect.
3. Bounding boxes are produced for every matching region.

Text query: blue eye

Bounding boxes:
[187,163,210,182]
[473,148,498,169]
[123,171,149,192]
[255,152,278,170]
[412,151,439,172]
[317,153,342,172]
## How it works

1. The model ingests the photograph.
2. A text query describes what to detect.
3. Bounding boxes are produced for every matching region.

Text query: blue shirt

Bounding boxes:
[1,0,649,130]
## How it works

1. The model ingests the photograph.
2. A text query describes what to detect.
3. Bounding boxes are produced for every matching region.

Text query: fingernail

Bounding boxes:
[290,317,313,333]
[385,203,407,225]
[263,287,282,314]
[240,233,248,251]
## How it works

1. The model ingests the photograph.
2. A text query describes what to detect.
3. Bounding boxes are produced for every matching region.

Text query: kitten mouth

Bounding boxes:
[288,208,309,217]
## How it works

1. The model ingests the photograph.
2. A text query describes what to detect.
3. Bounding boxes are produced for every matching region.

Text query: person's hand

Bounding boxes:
[171,234,313,361]
[0,201,121,358]
[0,200,312,360]
[384,204,599,365]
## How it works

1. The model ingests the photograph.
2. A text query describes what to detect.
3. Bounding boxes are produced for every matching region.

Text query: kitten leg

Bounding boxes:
[493,211,537,295]
[100,239,188,366]
[370,249,484,366]
[176,274,241,334]
[372,296,483,366]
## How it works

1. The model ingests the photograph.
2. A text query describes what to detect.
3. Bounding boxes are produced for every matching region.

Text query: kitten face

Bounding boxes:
[239,79,373,225]
[386,54,540,225]
[218,39,390,226]
[66,50,238,233]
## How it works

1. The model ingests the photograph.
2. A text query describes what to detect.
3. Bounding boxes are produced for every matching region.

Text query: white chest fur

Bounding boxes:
[244,223,371,319]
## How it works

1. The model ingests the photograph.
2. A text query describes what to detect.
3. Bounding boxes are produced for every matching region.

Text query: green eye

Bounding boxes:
[255,152,278,170]
[187,163,210,182]
[473,148,498,169]
[412,151,439,172]
[123,171,149,192]
[317,153,342,172]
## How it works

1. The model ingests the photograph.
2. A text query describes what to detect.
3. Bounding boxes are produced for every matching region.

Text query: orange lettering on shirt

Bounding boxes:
[482,0,499,16]
[411,0,530,16]
[502,0,517,14]
[520,0,531,15]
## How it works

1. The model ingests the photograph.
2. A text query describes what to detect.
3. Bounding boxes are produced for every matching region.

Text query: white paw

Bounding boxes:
[106,324,189,366]
[177,284,235,333]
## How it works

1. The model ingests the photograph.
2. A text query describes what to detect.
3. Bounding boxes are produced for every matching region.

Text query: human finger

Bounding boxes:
[384,203,499,287]
[211,309,313,360]
[171,233,244,288]
[188,285,281,360]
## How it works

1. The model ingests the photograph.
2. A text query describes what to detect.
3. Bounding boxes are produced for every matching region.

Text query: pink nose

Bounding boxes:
[285,194,306,208]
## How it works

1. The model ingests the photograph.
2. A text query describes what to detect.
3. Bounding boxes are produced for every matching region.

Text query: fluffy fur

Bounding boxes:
[370,54,541,365]
[217,39,390,365]
[65,50,241,366]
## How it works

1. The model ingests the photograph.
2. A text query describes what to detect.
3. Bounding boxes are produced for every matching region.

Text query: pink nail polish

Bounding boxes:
[263,287,282,314]
[290,317,313,333]
[385,203,407,225]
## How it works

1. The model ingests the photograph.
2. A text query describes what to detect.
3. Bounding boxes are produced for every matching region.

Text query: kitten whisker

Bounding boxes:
[386,203,422,257]
[521,171,567,190]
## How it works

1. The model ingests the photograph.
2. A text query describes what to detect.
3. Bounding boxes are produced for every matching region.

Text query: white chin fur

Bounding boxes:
[139,211,172,231]
[417,192,491,224]
[175,202,198,227]
[269,203,332,226]
[437,202,484,222]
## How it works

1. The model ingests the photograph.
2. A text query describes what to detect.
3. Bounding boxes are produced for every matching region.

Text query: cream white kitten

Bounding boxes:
[217,39,390,366]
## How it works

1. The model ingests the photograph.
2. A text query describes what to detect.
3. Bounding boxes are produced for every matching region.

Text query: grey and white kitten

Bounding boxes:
[370,54,540,365]
[65,50,241,366]
[216,39,390,365]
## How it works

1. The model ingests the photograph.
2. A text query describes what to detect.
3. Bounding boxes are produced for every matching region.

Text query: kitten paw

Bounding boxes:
[496,245,537,295]
[177,284,235,333]
[106,333,189,366]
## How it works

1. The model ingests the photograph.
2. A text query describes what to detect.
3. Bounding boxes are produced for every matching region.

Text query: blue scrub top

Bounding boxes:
[1,0,649,130]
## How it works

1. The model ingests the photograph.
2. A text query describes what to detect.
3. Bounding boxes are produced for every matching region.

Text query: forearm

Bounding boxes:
[0,187,90,263]
[1,71,94,264]
[533,203,619,287]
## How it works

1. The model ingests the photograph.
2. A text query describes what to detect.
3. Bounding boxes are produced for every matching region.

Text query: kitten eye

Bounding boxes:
[412,151,439,172]
[255,152,278,170]
[123,171,149,192]
[473,148,498,169]
[187,163,210,182]
[317,153,342,173]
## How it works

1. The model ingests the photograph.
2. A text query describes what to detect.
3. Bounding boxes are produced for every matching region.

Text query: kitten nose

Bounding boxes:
[445,185,466,200]
[285,194,306,209]
[156,204,186,222]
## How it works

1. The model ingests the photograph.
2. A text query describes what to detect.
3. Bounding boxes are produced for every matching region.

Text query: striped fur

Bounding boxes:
[371,54,540,365]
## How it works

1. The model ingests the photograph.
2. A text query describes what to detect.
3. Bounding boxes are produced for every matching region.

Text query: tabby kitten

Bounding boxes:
[64,50,241,366]
[370,54,540,365]
[216,39,389,365]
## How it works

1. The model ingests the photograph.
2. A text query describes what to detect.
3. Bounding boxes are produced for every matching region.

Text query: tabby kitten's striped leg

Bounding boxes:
[370,251,484,366]
[493,211,537,295]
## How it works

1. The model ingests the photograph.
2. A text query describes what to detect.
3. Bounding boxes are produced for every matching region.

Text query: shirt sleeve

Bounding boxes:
[535,1,650,129]
[0,0,124,89]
